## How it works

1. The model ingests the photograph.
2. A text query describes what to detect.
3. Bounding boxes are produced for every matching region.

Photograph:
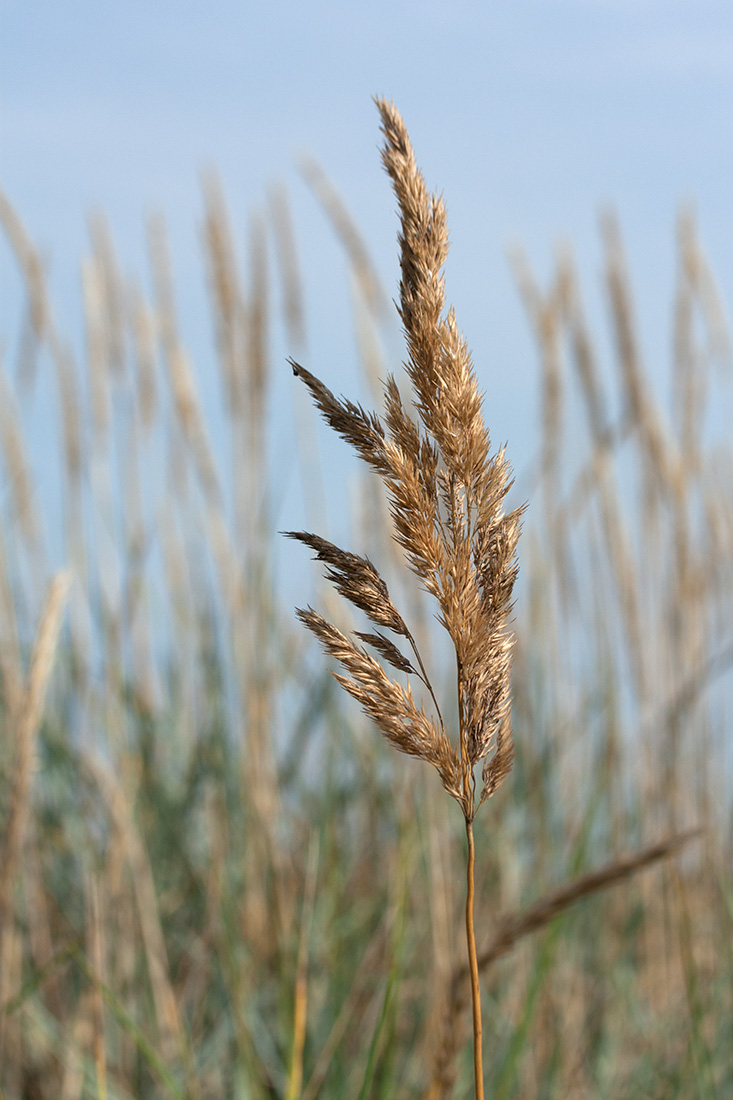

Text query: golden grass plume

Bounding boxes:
[288,98,523,823]
[287,96,524,1099]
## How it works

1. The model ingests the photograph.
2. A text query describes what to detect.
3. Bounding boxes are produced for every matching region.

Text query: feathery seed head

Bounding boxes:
[288,100,523,820]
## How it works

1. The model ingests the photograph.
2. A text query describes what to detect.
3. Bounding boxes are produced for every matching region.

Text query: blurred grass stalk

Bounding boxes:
[0,99,731,1099]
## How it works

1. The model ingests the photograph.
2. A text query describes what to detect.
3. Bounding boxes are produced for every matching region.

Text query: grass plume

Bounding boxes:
[287,97,523,1097]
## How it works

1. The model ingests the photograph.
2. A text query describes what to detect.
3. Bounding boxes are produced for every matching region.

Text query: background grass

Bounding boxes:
[0,168,731,1099]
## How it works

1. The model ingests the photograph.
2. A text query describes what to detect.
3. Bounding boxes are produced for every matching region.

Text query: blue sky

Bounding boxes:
[3,0,733,535]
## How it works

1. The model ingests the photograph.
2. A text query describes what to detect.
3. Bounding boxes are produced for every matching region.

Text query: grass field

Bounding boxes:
[0,103,732,1099]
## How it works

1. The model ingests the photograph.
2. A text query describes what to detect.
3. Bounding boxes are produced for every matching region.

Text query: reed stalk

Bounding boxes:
[288,97,523,1096]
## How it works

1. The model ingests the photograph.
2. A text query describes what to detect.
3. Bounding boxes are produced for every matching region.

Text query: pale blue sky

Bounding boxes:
[3,0,733,533]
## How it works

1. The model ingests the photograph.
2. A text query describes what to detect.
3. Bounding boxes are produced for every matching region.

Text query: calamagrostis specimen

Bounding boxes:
[287,97,522,1098]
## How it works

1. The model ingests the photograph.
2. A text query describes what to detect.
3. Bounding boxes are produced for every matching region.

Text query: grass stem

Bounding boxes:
[465,817,484,1100]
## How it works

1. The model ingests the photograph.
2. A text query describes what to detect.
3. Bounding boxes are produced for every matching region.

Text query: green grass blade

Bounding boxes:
[71,947,187,1100]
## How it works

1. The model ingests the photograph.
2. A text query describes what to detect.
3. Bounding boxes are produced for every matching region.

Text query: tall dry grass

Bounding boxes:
[288,98,523,1097]
[0,99,731,1099]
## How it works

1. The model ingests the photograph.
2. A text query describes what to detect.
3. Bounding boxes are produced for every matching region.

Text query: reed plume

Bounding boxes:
[287,96,523,1098]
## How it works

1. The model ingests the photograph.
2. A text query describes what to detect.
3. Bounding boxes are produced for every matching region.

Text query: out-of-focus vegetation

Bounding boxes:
[0,152,731,1099]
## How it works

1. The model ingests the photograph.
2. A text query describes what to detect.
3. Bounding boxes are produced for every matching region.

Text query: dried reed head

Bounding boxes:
[287,98,522,822]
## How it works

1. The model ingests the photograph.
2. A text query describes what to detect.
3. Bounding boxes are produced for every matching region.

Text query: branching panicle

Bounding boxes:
[288,101,522,820]
[288,98,523,1100]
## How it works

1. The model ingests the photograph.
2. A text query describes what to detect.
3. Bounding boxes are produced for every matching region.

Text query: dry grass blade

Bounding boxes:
[300,907,394,1100]
[85,873,108,1100]
[86,758,188,1072]
[428,829,703,1099]
[0,572,72,891]
[474,828,702,976]
[285,835,319,1100]
[0,530,24,725]
[0,571,71,1058]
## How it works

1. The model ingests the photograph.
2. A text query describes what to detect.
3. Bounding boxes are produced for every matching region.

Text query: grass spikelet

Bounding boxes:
[0,186,50,388]
[0,361,38,544]
[288,97,523,1098]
